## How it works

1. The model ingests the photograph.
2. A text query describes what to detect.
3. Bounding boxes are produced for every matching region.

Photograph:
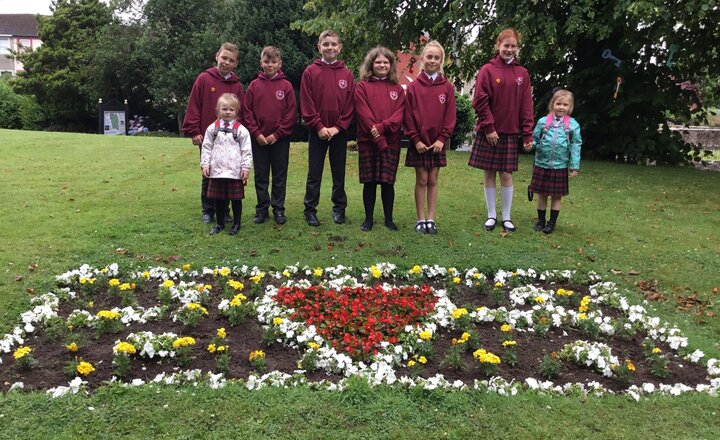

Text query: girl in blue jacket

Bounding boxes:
[529,89,582,234]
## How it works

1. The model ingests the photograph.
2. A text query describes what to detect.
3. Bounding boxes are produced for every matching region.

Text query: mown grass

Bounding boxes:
[1,128,719,438]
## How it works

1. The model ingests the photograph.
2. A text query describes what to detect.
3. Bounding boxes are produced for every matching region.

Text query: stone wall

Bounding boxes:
[669,125,720,149]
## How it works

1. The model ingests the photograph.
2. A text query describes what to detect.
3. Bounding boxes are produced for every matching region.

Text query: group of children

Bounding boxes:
[182,28,582,237]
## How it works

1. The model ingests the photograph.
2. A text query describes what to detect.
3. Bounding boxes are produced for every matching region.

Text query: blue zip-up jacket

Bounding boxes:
[532,115,582,170]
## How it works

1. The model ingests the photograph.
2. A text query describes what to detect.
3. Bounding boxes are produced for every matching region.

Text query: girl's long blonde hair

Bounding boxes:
[419,40,446,76]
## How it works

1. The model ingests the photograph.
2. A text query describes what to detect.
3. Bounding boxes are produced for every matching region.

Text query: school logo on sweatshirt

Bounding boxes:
[516,77,524,86]
[275,90,285,100]
[338,79,348,89]
[438,93,447,104]
[390,91,399,101]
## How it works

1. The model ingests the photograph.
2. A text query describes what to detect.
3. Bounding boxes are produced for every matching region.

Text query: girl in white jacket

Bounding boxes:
[201,93,253,235]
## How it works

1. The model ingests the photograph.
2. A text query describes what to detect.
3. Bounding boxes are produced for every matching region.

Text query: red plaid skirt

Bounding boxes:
[529,166,569,196]
[207,178,245,200]
[468,132,520,172]
[404,145,447,168]
[358,146,400,184]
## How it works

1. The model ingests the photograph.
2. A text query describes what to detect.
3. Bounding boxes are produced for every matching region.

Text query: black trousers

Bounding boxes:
[303,130,348,216]
[252,138,290,215]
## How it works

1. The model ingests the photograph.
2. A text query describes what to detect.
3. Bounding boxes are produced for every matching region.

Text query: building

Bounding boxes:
[0,14,42,77]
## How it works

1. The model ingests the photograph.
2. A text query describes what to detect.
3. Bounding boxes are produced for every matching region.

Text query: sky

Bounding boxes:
[0,0,53,14]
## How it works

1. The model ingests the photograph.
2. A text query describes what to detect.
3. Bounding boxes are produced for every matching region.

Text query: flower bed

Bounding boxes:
[0,263,718,400]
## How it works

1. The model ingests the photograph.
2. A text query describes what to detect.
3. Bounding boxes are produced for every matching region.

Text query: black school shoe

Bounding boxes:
[332,212,346,224]
[253,212,268,224]
[228,224,240,235]
[502,219,517,232]
[274,211,286,225]
[305,213,321,227]
[425,220,438,235]
[542,221,556,234]
[208,225,224,236]
[534,219,546,231]
[484,217,496,231]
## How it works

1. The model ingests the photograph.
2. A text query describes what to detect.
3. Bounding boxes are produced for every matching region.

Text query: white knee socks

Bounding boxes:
[484,187,497,224]
[500,185,514,222]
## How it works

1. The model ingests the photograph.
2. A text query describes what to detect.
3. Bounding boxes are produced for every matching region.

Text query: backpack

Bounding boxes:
[540,114,572,143]
[212,119,242,141]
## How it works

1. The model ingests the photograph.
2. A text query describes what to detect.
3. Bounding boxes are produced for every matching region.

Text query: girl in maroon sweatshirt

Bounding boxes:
[243,46,297,225]
[354,46,406,232]
[468,28,534,233]
[404,41,457,235]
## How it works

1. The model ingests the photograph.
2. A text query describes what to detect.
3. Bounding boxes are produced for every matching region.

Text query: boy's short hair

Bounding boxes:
[548,89,575,115]
[318,29,341,44]
[216,93,241,115]
[261,46,282,61]
[218,42,239,57]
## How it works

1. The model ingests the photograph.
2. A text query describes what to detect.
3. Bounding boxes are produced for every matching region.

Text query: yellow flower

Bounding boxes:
[141,271,150,279]
[97,310,120,320]
[459,332,471,343]
[227,280,244,291]
[578,313,587,320]
[409,265,422,275]
[282,270,291,277]
[308,342,320,350]
[114,342,136,355]
[473,273,483,279]
[451,308,469,319]
[452,277,461,284]
[219,267,231,277]
[534,296,545,304]
[229,293,247,307]
[13,346,32,360]
[557,288,566,295]
[494,281,504,288]
[419,330,432,341]
[217,328,227,339]
[249,350,265,362]
[79,277,96,285]
[207,343,217,353]
[186,303,208,315]
[652,347,662,354]
[500,324,512,332]
[313,267,323,277]
[217,345,227,352]
[76,361,95,376]
[99,267,109,274]
[626,359,636,372]
[249,274,265,284]
[273,317,284,326]
[473,349,501,364]
[162,279,175,288]
[407,359,416,367]
[502,340,517,347]
[417,356,427,364]
[172,337,196,349]
[182,264,191,271]
[370,265,382,278]
[66,342,79,352]
[119,282,134,291]
[108,278,120,287]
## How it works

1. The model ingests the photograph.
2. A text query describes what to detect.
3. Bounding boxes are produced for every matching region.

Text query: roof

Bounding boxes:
[0,14,39,37]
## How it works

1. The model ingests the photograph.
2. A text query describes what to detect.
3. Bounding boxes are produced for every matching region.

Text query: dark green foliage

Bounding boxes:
[0,80,23,129]
[451,91,476,150]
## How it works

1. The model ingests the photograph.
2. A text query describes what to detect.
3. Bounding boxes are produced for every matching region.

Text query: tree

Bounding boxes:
[14,0,114,131]
[297,0,720,164]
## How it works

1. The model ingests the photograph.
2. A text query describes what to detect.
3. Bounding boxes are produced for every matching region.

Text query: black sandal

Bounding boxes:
[502,219,516,232]
[484,217,497,231]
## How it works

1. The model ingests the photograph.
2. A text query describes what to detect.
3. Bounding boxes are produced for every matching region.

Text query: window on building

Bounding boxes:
[0,37,11,55]
[17,38,32,53]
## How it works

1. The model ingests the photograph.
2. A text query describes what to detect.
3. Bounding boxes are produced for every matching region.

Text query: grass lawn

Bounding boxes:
[1,129,719,438]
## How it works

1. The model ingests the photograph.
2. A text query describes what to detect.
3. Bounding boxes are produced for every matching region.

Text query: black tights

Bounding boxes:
[215,199,242,227]
[362,183,394,223]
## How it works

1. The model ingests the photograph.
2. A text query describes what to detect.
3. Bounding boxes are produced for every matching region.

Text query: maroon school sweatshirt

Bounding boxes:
[182,67,244,139]
[403,73,457,146]
[243,71,297,140]
[354,78,406,152]
[300,59,355,132]
[472,54,533,144]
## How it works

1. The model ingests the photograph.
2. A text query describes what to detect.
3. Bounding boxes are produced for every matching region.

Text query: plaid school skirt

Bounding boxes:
[207,178,245,200]
[529,166,569,196]
[358,146,401,184]
[404,145,447,168]
[468,132,520,172]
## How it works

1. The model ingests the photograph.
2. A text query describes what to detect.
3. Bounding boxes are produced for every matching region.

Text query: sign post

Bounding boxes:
[98,99,129,135]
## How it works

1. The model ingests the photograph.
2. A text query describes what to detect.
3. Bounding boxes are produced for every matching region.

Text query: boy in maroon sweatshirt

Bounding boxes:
[300,30,355,226]
[243,46,297,225]
[182,42,245,224]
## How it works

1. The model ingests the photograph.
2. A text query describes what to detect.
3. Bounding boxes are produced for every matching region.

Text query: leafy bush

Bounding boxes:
[450,91,476,150]
[0,80,23,129]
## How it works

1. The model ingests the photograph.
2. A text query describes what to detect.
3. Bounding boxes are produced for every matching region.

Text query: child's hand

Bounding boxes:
[202,166,210,178]
[370,125,380,138]
[257,134,268,145]
[240,169,249,183]
[523,142,533,152]
[570,169,578,177]
[266,134,277,145]
[431,140,444,153]
[318,127,330,140]
[415,141,428,153]
[485,131,499,146]
[192,134,204,146]
[327,127,340,139]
